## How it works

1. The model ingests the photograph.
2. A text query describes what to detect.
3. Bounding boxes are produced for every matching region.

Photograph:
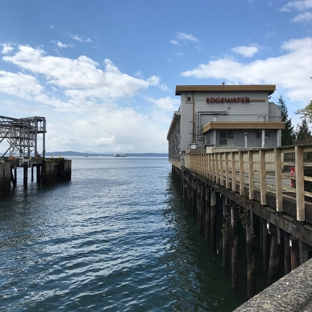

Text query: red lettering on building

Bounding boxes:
[206,96,250,103]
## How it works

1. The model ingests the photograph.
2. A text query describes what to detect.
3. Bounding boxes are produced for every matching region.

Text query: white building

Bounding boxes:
[167,84,285,164]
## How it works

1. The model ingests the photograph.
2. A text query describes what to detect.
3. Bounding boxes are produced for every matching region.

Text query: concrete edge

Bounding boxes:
[234,258,312,312]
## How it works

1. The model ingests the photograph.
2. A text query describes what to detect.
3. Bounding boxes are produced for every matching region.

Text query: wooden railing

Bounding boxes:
[182,145,312,222]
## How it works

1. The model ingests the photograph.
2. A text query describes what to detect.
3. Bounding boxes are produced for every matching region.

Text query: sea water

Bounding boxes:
[0,157,247,311]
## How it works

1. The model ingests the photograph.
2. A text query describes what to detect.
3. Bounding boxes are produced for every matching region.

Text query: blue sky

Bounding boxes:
[0,0,312,153]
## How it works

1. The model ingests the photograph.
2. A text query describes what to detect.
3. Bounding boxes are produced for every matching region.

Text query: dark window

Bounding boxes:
[219,130,234,145]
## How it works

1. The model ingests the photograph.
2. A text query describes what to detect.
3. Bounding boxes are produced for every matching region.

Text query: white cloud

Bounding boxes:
[0,44,170,153]
[2,45,161,100]
[280,0,312,12]
[232,45,259,57]
[159,83,169,91]
[71,34,84,42]
[68,33,92,43]
[170,40,178,45]
[0,70,42,99]
[293,11,312,21]
[56,41,71,48]
[176,32,199,42]
[280,0,312,23]
[180,37,312,106]
[44,102,170,153]
[1,43,14,54]
[147,76,160,86]
[146,96,180,111]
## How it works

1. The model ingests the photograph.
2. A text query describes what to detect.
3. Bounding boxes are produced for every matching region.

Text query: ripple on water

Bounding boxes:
[0,158,247,311]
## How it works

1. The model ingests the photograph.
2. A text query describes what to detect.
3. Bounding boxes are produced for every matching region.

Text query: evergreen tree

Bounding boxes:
[295,118,312,143]
[277,96,295,146]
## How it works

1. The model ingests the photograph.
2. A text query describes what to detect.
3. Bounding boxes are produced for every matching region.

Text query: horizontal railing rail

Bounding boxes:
[181,145,312,222]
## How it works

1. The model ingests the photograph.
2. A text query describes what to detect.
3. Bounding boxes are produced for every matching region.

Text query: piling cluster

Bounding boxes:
[172,165,312,303]
[0,157,72,197]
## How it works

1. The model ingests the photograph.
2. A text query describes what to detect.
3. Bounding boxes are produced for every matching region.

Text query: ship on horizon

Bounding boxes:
[113,154,127,157]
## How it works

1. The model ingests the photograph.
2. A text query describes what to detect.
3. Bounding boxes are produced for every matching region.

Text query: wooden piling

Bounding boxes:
[290,236,300,271]
[222,197,229,269]
[23,164,28,187]
[205,186,211,242]
[190,179,195,214]
[299,240,309,265]
[210,190,217,252]
[36,165,41,184]
[262,220,270,274]
[284,233,291,275]
[200,183,205,232]
[231,204,239,290]
[246,208,256,299]
[0,162,11,196]
[197,184,201,226]
[31,165,34,182]
[268,228,280,285]
[11,166,17,188]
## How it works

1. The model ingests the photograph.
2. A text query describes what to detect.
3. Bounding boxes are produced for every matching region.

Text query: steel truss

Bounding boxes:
[0,115,46,158]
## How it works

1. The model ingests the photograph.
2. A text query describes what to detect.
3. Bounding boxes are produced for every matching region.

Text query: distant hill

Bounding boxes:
[45,151,168,157]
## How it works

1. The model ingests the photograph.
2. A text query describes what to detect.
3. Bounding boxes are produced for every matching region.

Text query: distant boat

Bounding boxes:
[113,154,127,157]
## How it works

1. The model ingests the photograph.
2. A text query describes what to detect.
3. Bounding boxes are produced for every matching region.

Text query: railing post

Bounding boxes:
[239,152,244,196]
[219,153,223,186]
[212,154,215,182]
[206,154,208,179]
[209,154,211,180]
[259,149,267,206]
[201,154,203,176]
[295,146,305,221]
[225,153,229,188]
[248,151,254,200]
[215,154,219,184]
[274,148,283,212]
[231,152,236,192]
[208,153,213,181]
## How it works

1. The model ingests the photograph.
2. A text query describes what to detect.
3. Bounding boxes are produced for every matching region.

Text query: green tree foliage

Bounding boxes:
[296,100,312,121]
[277,96,295,146]
[295,118,312,143]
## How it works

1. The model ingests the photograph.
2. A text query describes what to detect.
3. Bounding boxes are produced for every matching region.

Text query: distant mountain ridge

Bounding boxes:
[45,151,168,157]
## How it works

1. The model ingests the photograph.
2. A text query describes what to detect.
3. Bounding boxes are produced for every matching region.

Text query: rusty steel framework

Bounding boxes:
[0,115,46,158]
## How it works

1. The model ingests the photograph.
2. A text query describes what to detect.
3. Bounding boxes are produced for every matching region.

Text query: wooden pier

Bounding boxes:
[0,156,71,197]
[170,144,312,299]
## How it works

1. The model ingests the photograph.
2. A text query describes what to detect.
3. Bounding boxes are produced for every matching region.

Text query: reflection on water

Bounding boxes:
[0,157,247,311]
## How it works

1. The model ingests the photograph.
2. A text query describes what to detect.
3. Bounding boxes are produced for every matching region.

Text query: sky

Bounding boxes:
[0,0,312,154]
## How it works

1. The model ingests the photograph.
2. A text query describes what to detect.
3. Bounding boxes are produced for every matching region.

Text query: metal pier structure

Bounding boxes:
[0,115,46,160]
[0,115,71,196]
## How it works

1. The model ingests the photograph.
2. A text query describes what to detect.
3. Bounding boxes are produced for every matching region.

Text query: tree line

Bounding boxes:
[279,96,312,146]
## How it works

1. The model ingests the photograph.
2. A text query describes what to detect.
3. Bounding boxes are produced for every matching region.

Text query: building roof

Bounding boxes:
[175,85,276,96]
[202,121,285,134]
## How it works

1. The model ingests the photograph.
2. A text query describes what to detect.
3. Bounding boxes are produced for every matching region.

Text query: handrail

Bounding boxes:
[182,145,312,222]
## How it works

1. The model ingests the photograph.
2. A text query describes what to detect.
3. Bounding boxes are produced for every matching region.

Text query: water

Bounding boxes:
[0,157,247,311]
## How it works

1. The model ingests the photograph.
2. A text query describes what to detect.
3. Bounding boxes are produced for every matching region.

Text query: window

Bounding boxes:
[185,93,192,104]
[219,130,234,145]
